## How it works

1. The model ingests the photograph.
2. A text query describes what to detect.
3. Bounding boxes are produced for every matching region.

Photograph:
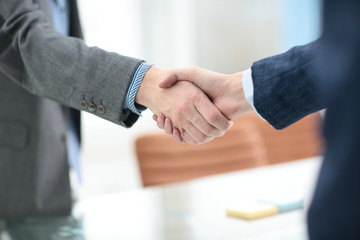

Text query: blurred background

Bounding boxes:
[76,0,321,198]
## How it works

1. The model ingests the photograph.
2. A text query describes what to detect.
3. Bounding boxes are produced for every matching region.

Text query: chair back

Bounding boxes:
[234,112,323,164]
[135,122,266,187]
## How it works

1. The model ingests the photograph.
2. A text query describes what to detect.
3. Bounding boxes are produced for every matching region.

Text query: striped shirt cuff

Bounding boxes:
[124,62,153,115]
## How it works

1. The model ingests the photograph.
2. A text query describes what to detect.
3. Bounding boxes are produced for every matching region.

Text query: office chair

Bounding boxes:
[135,121,266,187]
[235,112,323,164]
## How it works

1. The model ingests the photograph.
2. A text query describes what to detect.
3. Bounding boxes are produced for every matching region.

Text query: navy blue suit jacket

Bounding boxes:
[251,0,360,239]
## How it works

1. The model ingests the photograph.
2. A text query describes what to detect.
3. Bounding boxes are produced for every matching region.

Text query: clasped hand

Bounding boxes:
[136,66,236,145]
[153,67,253,144]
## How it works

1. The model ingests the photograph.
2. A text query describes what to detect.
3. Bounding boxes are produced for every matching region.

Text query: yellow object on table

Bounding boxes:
[226,202,279,220]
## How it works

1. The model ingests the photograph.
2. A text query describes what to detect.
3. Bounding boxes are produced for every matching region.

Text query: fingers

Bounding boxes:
[156,114,176,137]
[181,119,215,144]
[187,107,226,138]
[153,114,183,142]
[155,113,165,129]
[155,92,222,143]
[153,95,231,144]
[180,89,232,142]
[164,118,173,135]
[194,93,233,132]
[153,113,215,145]
[152,78,232,145]
[181,130,214,146]
[172,127,182,142]
[154,113,173,135]
[181,130,199,146]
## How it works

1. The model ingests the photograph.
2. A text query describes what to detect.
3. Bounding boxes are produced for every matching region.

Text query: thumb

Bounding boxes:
[159,73,179,88]
[159,68,198,88]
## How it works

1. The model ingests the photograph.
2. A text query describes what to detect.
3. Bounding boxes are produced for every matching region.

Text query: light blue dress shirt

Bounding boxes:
[49,0,148,182]
[49,0,69,36]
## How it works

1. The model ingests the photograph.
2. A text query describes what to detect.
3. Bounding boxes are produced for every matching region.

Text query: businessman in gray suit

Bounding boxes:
[0,0,232,239]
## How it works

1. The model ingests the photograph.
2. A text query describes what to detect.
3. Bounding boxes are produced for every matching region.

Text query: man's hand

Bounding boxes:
[135,66,233,145]
[160,67,252,119]
[153,67,253,142]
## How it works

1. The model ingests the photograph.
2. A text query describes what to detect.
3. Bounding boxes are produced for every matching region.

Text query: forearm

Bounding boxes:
[0,0,142,127]
[251,40,325,129]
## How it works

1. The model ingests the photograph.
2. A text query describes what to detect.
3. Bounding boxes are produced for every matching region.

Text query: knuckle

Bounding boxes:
[197,134,207,143]
[207,112,219,124]
[176,103,187,113]
[185,91,197,101]
[184,135,196,146]
[203,136,214,143]
[203,126,216,137]
[218,130,226,137]
[190,66,200,73]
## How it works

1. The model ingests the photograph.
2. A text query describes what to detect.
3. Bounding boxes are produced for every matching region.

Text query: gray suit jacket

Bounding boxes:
[0,0,143,218]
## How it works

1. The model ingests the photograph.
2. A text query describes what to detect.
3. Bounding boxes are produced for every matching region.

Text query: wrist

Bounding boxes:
[227,71,253,118]
[135,66,168,109]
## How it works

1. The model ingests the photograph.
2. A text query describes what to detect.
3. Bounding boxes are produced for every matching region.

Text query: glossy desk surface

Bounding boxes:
[76,157,322,240]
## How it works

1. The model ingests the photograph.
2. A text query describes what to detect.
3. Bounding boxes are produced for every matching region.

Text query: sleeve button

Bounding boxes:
[88,103,97,112]
[80,100,88,109]
[97,105,106,115]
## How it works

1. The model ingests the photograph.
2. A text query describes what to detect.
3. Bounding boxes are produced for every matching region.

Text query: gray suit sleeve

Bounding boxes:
[251,40,325,129]
[0,0,143,127]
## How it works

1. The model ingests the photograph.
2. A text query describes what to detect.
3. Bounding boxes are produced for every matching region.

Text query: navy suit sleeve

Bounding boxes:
[251,40,325,129]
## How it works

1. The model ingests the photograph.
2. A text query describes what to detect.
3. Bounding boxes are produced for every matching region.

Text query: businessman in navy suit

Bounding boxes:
[156,0,360,238]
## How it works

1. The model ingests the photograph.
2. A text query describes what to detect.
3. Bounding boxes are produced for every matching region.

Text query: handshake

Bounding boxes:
[135,66,253,145]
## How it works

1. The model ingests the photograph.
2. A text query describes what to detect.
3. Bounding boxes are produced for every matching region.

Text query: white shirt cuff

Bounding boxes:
[242,68,264,119]
[242,69,255,109]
